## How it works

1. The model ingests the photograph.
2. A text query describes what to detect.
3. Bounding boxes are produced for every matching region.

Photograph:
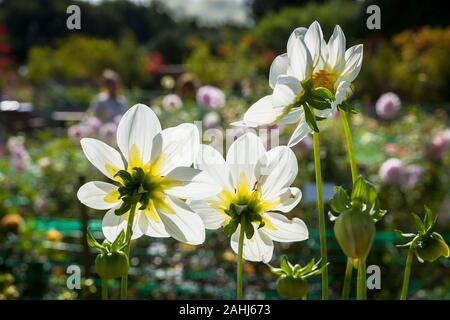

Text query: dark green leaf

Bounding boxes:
[411,212,425,234]
[280,256,293,275]
[86,230,105,252]
[351,177,367,202]
[223,220,239,237]
[304,104,319,133]
[111,230,125,251]
[329,186,350,213]
[244,219,255,239]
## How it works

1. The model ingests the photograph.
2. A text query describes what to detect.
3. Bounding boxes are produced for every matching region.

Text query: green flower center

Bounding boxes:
[209,173,279,238]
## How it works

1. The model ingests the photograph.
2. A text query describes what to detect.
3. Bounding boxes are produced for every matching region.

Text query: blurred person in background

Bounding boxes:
[176,73,200,102]
[86,69,127,123]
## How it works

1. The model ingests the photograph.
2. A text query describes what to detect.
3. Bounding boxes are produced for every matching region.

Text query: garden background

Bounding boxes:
[0,0,449,300]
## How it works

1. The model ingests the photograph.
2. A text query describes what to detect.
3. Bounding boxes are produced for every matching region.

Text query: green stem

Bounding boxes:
[236,219,245,300]
[120,202,137,300]
[400,245,414,300]
[340,110,358,183]
[356,258,366,300]
[313,131,328,300]
[102,279,108,300]
[341,110,358,299]
[341,258,353,300]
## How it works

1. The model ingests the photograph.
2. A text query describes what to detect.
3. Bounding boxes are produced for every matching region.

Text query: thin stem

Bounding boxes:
[313,131,328,300]
[400,245,415,300]
[340,110,358,183]
[101,279,108,300]
[236,220,245,300]
[120,202,137,300]
[341,110,358,299]
[356,258,367,300]
[341,258,353,300]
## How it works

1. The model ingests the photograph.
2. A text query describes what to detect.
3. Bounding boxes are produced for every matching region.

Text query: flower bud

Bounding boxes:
[415,232,450,262]
[334,209,375,259]
[276,275,308,300]
[95,251,129,280]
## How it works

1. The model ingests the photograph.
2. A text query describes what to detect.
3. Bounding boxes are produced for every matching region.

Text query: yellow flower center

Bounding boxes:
[104,144,178,222]
[311,69,337,93]
[208,172,279,230]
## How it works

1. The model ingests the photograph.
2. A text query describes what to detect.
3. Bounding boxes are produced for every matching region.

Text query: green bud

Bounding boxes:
[415,232,450,263]
[276,275,308,300]
[334,208,375,259]
[95,251,129,280]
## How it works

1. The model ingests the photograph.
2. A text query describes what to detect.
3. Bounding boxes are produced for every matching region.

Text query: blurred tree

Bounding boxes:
[26,35,146,86]
[0,0,181,63]
[251,0,361,54]
[249,0,324,20]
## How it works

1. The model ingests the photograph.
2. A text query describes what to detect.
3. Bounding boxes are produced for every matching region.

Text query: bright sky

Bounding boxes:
[82,0,251,26]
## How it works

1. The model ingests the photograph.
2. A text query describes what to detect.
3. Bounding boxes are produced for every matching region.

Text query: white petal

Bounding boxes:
[231,226,274,263]
[102,208,143,242]
[288,37,313,81]
[304,21,323,66]
[262,212,308,242]
[287,27,307,58]
[259,146,298,199]
[327,25,346,72]
[334,80,351,106]
[341,44,363,83]
[165,167,220,200]
[117,104,161,164]
[273,187,303,212]
[230,120,258,128]
[152,123,199,175]
[226,132,266,187]
[269,54,289,89]
[279,107,302,124]
[159,196,205,245]
[288,120,311,147]
[272,75,302,109]
[187,198,226,230]
[243,95,284,126]
[315,107,335,118]
[138,211,170,238]
[195,144,233,191]
[80,138,124,179]
[77,181,119,210]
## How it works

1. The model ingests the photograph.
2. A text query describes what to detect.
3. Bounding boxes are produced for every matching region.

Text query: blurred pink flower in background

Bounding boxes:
[196,85,225,109]
[7,136,31,172]
[86,116,101,131]
[68,124,90,141]
[379,158,406,185]
[203,111,221,129]
[404,164,424,189]
[375,92,401,120]
[429,129,450,159]
[384,143,399,155]
[98,122,118,145]
[162,94,183,111]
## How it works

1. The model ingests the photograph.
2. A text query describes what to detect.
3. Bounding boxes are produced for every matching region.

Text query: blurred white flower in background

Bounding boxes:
[162,94,183,111]
[203,111,221,129]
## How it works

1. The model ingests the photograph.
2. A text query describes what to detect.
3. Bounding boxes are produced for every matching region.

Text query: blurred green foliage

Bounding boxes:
[26,33,146,87]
